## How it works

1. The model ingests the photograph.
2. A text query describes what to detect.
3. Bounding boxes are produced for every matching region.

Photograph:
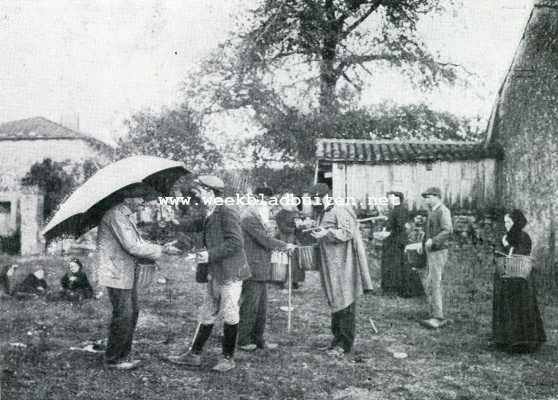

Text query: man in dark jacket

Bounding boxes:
[169,175,250,372]
[237,188,294,351]
[419,187,453,329]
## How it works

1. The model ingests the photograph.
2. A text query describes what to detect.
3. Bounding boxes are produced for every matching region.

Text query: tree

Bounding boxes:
[117,104,223,172]
[22,159,77,220]
[185,0,468,164]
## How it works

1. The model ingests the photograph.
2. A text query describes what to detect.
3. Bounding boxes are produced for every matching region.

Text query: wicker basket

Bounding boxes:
[495,255,532,279]
[297,245,320,271]
[405,242,426,269]
[270,251,289,281]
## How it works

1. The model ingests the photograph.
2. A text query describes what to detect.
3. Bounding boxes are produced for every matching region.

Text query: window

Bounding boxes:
[0,201,11,214]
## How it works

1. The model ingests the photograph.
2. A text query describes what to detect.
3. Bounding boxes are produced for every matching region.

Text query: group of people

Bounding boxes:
[95,176,374,372]
[0,258,93,302]
[380,187,546,352]
[90,175,547,373]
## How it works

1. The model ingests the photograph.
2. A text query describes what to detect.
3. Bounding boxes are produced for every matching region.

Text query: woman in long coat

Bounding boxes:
[492,209,546,352]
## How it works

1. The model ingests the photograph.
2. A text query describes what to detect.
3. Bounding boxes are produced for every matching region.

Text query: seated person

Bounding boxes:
[60,258,93,301]
[15,267,48,297]
[0,264,18,297]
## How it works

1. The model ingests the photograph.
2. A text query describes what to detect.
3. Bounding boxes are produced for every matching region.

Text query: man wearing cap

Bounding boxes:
[97,183,170,370]
[237,187,295,351]
[309,183,373,356]
[168,175,250,372]
[419,187,453,329]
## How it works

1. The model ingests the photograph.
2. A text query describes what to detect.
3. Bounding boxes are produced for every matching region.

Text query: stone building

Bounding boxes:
[0,116,113,254]
[484,0,558,271]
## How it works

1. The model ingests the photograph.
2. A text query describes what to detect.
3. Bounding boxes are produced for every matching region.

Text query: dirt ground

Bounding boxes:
[1,247,557,400]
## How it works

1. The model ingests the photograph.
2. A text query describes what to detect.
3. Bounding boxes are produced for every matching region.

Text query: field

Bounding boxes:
[1,246,557,400]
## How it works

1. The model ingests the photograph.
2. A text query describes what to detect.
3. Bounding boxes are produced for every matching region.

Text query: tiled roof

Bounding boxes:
[0,117,113,151]
[316,139,501,163]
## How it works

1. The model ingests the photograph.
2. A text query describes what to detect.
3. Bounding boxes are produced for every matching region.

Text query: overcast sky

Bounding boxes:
[0,0,531,144]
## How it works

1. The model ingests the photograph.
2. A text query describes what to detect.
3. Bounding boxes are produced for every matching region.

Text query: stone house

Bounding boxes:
[0,116,113,254]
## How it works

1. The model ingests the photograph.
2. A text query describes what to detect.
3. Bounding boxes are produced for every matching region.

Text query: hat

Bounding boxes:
[421,187,442,198]
[120,183,162,200]
[254,187,274,198]
[309,183,331,198]
[196,175,225,191]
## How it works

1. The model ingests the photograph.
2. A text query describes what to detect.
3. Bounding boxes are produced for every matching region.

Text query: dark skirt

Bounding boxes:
[381,239,403,294]
[492,273,546,352]
[399,257,425,298]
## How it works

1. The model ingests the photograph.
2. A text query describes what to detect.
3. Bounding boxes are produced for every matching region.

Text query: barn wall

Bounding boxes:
[491,1,558,271]
[332,159,497,212]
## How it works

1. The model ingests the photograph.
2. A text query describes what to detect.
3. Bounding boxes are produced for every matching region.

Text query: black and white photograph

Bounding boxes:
[1,0,557,399]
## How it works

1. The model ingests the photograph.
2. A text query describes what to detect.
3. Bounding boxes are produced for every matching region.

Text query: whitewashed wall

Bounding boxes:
[331,159,497,211]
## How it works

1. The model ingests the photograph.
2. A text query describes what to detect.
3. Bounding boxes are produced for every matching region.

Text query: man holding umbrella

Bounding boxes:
[97,183,172,370]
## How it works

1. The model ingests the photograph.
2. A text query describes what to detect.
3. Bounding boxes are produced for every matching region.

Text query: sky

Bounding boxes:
[0,0,532,145]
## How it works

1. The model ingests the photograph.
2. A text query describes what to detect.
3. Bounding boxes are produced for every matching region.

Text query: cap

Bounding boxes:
[120,183,162,200]
[421,187,442,198]
[309,183,331,198]
[196,175,225,191]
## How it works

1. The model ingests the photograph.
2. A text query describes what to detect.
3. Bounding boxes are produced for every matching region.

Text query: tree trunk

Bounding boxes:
[319,0,341,115]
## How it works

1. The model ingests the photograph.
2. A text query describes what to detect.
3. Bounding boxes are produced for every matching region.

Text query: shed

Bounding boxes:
[315,138,502,211]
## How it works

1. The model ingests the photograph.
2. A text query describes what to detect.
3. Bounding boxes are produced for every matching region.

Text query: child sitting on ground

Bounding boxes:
[15,267,48,298]
[60,258,93,301]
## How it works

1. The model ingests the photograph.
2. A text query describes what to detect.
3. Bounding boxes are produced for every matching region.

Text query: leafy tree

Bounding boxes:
[22,159,77,220]
[185,0,470,164]
[248,102,480,163]
[117,104,223,172]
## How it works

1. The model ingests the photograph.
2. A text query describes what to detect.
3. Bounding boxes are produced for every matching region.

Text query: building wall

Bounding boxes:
[492,1,558,271]
[0,138,109,190]
[331,159,497,211]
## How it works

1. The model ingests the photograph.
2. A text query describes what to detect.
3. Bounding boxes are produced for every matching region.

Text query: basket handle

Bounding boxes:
[508,247,514,257]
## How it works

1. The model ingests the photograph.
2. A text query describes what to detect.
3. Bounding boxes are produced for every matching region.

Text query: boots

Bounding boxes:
[168,323,213,366]
[212,323,238,372]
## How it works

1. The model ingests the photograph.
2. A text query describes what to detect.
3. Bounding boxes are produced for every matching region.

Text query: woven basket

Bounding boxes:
[297,245,320,271]
[495,255,532,279]
[270,251,289,281]
[504,255,533,279]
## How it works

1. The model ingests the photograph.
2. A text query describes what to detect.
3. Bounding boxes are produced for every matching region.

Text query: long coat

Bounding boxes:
[96,204,163,289]
[241,206,287,282]
[316,205,373,312]
[381,204,408,293]
[493,231,546,351]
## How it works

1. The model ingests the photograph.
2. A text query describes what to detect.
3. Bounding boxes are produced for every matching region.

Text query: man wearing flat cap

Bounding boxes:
[419,187,453,329]
[97,183,171,370]
[309,183,373,356]
[169,175,250,372]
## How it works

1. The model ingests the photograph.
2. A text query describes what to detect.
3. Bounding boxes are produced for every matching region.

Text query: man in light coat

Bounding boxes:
[97,183,167,370]
[310,183,373,356]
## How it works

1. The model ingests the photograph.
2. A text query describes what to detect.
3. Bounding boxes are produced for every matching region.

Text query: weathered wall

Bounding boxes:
[492,0,558,271]
[19,187,44,255]
[0,138,110,188]
[332,159,497,211]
